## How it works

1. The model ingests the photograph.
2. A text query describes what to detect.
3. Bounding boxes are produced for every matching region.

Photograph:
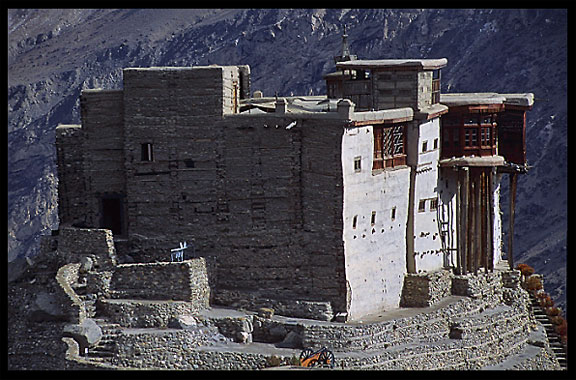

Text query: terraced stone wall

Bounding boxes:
[109,259,210,304]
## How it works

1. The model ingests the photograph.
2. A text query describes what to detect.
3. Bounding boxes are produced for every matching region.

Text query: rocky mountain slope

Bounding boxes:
[7,9,567,309]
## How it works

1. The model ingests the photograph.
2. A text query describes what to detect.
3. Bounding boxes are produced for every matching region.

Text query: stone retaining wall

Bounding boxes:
[214,289,333,321]
[57,228,118,270]
[109,258,210,303]
[112,329,298,370]
[400,269,452,307]
[55,263,85,323]
[99,299,199,328]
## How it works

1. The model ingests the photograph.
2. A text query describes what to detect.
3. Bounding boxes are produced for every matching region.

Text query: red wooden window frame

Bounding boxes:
[440,112,497,159]
[373,124,407,170]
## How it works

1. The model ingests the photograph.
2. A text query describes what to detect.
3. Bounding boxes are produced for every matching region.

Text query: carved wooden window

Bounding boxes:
[373,124,406,170]
[432,69,441,104]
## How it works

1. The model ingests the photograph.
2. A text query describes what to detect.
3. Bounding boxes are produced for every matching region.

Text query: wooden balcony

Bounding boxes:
[440,96,529,166]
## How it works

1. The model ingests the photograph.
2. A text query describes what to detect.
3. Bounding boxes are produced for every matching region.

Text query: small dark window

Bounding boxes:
[391,207,396,220]
[418,199,426,213]
[430,198,438,211]
[371,211,377,226]
[141,143,154,162]
[352,215,358,229]
[354,156,362,172]
[422,140,428,153]
[433,138,438,150]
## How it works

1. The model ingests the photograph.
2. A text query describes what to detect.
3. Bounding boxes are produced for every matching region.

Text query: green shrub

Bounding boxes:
[546,307,561,317]
[265,355,282,367]
[524,276,542,291]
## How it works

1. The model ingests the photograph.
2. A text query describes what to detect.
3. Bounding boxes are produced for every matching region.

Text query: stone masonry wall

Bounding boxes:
[98,267,560,370]
[57,227,117,270]
[61,66,350,318]
[109,259,210,304]
[400,268,453,307]
[121,66,239,263]
[55,125,87,227]
[80,89,126,232]
[211,114,348,315]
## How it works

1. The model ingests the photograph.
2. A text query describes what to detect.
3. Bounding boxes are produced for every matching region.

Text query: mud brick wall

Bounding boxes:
[80,89,126,231]
[121,66,240,262]
[109,259,210,303]
[66,66,349,316]
[211,115,347,315]
[55,125,87,227]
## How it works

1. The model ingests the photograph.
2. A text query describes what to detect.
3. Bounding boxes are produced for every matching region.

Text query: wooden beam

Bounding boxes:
[406,166,417,274]
[482,169,489,274]
[508,173,518,270]
[474,175,482,275]
[461,167,469,275]
[456,174,462,275]
[488,168,495,272]
[469,179,475,274]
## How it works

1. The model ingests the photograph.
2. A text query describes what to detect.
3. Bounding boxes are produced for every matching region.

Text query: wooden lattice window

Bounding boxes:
[373,124,406,170]
[432,69,441,104]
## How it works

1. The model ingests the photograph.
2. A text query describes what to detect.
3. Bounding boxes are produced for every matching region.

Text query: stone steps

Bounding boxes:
[83,318,122,362]
[528,294,567,369]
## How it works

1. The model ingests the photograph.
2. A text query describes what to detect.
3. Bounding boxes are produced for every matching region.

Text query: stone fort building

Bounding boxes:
[55,48,533,323]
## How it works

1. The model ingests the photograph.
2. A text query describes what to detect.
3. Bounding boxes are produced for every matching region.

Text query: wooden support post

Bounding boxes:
[508,172,518,270]
[455,173,462,275]
[469,179,475,275]
[482,170,489,274]
[488,168,495,272]
[474,174,482,275]
[461,167,469,275]
[406,166,417,274]
[477,175,483,274]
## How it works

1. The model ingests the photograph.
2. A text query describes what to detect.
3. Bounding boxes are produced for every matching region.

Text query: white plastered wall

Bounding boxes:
[412,118,445,272]
[341,125,410,320]
[492,172,504,266]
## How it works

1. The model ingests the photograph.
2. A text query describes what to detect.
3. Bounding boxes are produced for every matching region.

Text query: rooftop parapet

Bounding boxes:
[440,93,534,109]
[239,96,414,125]
[336,58,448,71]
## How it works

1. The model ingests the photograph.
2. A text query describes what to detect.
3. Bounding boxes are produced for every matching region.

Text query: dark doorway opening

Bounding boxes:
[101,197,124,235]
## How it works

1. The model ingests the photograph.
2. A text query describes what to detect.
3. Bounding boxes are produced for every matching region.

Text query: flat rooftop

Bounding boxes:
[336,58,448,71]
[239,96,414,124]
[441,93,534,108]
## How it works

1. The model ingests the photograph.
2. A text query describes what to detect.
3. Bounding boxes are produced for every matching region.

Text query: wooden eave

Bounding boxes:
[347,116,413,127]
